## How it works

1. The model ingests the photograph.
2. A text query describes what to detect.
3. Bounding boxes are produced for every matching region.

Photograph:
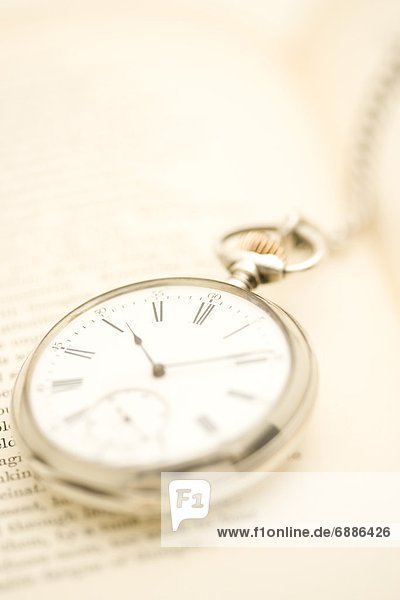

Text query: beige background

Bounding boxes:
[0,1,399,598]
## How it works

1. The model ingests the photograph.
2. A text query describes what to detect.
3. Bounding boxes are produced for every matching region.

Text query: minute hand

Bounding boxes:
[165,351,267,368]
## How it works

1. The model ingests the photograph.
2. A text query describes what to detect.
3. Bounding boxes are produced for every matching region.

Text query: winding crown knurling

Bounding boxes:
[238,230,287,261]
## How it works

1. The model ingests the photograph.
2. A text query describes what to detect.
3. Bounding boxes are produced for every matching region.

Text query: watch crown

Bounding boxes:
[238,230,286,261]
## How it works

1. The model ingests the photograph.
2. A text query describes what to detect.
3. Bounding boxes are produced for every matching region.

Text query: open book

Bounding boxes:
[1,1,399,598]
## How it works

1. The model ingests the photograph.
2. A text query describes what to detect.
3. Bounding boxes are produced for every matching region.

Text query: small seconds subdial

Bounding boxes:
[29,282,291,468]
[69,388,169,461]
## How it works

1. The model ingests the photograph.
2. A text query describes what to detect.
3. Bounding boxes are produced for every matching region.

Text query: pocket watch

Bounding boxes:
[12,217,325,514]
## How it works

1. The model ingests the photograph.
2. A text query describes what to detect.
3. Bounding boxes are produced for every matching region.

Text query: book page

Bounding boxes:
[0,1,399,598]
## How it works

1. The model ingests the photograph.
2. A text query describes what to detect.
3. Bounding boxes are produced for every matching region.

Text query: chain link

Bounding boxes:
[328,40,400,250]
[218,41,400,285]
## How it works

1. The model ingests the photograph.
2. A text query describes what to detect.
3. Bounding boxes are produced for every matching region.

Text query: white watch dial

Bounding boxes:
[28,282,291,468]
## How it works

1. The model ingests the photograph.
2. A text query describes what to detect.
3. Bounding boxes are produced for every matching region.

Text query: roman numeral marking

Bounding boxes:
[197,415,217,433]
[102,318,124,333]
[193,302,215,325]
[52,378,83,392]
[64,348,96,359]
[228,390,256,400]
[152,301,163,322]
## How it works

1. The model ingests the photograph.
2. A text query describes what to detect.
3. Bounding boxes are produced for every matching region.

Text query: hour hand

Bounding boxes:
[125,322,165,377]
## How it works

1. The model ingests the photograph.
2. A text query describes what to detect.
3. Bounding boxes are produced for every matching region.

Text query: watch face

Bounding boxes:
[24,279,293,469]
